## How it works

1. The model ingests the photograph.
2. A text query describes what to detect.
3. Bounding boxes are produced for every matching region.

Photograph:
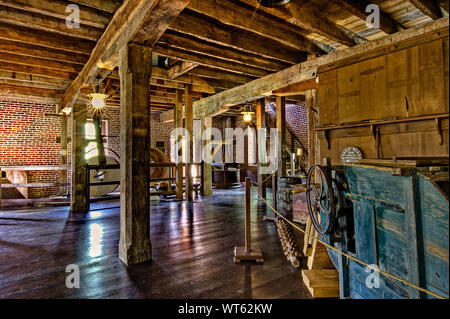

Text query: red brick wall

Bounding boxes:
[0,100,174,198]
[0,99,61,198]
[150,112,173,158]
[266,102,309,172]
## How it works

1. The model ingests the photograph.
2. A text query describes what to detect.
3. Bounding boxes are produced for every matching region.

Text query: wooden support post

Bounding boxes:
[256,98,266,208]
[60,114,68,195]
[245,176,251,253]
[234,177,264,263]
[174,89,184,201]
[70,103,88,213]
[118,43,152,266]
[276,96,287,177]
[93,114,106,166]
[263,174,278,222]
[306,90,319,170]
[185,83,194,202]
[201,116,213,196]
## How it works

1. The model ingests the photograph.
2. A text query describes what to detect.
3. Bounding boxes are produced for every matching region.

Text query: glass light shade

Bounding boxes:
[242,112,253,123]
[89,93,107,109]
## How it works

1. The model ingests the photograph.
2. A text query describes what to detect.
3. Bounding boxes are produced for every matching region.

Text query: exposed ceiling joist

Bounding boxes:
[0,51,82,73]
[0,60,76,80]
[60,0,191,113]
[193,17,448,119]
[239,0,359,46]
[407,0,443,19]
[166,9,306,64]
[0,39,89,65]
[100,0,190,69]
[158,31,291,72]
[332,0,402,34]
[187,0,323,54]
[0,0,111,28]
[68,0,123,14]
[153,44,271,77]
[0,5,103,40]
[0,22,95,54]
[169,60,198,79]
[189,67,256,84]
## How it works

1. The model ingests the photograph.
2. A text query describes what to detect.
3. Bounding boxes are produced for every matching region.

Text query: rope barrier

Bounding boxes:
[250,181,448,300]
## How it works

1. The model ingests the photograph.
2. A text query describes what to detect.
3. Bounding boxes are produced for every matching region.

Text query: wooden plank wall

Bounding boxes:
[318,37,449,165]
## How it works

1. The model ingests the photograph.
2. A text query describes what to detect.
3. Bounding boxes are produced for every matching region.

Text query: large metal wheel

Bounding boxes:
[306,165,336,235]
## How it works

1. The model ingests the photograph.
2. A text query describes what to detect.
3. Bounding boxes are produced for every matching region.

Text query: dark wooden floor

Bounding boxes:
[0,189,312,299]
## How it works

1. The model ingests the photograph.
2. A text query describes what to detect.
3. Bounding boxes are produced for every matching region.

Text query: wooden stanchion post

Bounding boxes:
[234,177,264,263]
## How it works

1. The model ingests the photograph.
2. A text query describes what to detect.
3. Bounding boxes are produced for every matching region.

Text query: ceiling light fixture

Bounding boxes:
[257,0,293,8]
[89,93,107,109]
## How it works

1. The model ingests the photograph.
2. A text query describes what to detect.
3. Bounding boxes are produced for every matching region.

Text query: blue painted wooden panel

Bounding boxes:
[334,165,449,299]
[418,177,449,298]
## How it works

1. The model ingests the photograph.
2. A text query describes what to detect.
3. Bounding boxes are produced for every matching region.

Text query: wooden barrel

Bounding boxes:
[277,177,304,219]
[212,168,241,189]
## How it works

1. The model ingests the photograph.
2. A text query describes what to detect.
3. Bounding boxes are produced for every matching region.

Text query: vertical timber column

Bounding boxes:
[306,54,319,170]
[60,114,68,194]
[184,84,194,202]
[70,103,88,213]
[175,89,184,201]
[276,96,287,177]
[201,116,213,196]
[256,98,266,207]
[306,90,319,170]
[118,43,152,266]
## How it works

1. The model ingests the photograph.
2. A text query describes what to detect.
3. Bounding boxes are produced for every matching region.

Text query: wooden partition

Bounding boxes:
[317,37,449,164]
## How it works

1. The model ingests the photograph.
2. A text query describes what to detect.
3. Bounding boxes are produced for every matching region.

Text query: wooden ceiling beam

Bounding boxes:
[239,0,358,46]
[60,0,160,112]
[186,0,323,54]
[153,44,271,77]
[0,61,76,80]
[0,22,95,54]
[407,0,443,20]
[332,0,402,34]
[169,60,198,79]
[272,79,319,96]
[61,0,191,112]
[0,51,82,73]
[0,5,103,41]
[151,66,215,93]
[189,67,256,84]
[158,31,291,72]
[165,9,305,64]
[100,0,190,70]
[67,0,123,14]
[0,39,89,65]
[0,71,70,90]
[0,70,72,87]
[0,0,111,28]
[192,16,449,119]
[0,83,64,98]
[201,78,240,90]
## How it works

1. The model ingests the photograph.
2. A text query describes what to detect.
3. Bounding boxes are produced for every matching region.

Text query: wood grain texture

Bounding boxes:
[0,189,312,299]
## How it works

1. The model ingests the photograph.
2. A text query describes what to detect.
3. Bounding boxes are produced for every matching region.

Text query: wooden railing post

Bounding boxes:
[234,177,264,263]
